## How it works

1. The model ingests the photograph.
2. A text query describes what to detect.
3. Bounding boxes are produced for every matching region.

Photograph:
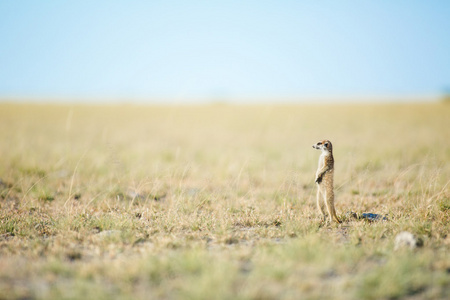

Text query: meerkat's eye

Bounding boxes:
[324,142,328,147]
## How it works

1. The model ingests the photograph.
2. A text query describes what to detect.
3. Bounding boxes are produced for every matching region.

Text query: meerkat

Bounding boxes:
[312,140,341,223]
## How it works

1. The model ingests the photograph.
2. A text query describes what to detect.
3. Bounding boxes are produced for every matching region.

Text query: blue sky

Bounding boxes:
[1,1,449,102]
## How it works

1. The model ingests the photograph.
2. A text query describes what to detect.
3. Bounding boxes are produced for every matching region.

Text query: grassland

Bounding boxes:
[0,102,449,299]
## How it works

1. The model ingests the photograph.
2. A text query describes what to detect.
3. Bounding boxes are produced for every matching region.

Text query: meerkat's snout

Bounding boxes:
[312,142,321,150]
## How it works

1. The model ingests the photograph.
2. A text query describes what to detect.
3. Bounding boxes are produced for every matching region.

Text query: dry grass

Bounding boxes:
[0,102,449,299]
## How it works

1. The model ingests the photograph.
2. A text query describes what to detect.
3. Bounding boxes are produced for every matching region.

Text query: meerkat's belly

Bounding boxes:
[322,170,334,180]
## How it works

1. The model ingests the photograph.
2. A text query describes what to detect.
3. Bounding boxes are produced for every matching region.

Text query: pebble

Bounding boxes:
[394,231,423,250]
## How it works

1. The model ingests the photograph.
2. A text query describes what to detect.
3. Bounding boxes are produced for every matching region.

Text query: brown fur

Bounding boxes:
[312,140,340,223]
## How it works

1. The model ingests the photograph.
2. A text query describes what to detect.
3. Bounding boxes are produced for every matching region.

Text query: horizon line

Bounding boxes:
[0,93,445,105]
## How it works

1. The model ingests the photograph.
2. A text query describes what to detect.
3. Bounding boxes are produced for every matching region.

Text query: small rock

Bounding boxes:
[125,189,166,201]
[361,213,388,221]
[394,231,423,250]
[345,211,388,221]
[96,230,121,239]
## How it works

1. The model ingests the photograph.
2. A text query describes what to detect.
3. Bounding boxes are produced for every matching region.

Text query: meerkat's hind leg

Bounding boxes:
[316,187,326,221]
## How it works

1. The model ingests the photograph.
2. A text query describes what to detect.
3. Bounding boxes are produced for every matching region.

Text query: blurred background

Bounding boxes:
[1,0,449,103]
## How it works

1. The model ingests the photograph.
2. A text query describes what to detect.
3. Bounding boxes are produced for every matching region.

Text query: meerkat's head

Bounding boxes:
[312,140,333,153]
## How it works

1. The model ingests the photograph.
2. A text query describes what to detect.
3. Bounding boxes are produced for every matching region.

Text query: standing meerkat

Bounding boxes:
[312,140,341,223]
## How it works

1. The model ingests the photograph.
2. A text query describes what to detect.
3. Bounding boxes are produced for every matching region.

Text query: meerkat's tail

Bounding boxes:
[326,197,341,223]
[332,213,341,224]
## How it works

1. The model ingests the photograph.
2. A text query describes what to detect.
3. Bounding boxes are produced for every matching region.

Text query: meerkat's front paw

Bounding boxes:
[315,175,323,184]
